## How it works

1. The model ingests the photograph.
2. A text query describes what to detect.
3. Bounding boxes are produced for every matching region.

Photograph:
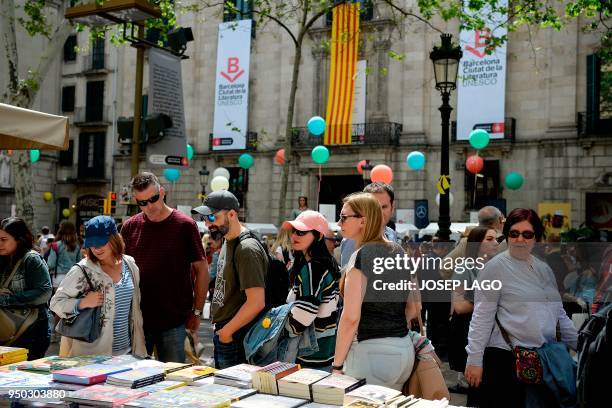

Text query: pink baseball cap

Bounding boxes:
[282,210,330,237]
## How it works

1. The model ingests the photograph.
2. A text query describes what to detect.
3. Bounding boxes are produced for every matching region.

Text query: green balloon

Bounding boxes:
[505,172,524,190]
[311,145,330,165]
[186,144,194,160]
[30,149,40,163]
[469,129,490,150]
[238,153,254,169]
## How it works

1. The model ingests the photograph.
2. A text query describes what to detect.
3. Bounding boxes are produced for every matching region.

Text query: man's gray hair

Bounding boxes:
[478,206,503,228]
[130,172,161,192]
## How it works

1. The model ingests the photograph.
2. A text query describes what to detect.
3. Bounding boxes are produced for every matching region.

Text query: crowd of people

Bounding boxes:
[1,172,611,408]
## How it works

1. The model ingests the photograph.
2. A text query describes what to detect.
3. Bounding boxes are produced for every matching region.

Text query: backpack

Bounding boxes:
[576,302,612,407]
[232,231,290,311]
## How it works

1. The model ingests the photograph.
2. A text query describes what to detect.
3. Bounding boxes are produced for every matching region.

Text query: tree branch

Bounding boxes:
[251,9,298,47]
[381,0,443,33]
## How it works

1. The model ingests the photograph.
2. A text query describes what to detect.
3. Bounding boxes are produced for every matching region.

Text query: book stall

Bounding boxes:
[0,347,461,407]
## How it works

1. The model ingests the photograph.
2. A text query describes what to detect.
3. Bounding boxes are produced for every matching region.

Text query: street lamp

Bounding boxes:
[430,33,462,241]
[361,160,373,185]
[198,166,210,203]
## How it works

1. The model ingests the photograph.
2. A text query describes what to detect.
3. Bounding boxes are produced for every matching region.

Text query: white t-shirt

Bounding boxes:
[38,233,55,253]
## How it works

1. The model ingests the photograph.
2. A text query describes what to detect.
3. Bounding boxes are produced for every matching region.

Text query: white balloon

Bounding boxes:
[435,192,454,207]
[210,176,230,192]
[212,167,230,180]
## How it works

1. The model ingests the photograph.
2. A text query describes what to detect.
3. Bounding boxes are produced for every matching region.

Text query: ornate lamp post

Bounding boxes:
[430,33,462,241]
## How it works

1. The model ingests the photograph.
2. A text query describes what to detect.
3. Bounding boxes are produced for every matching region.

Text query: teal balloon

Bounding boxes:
[30,149,40,163]
[186,144,194,160]
[406,151,426,170]
[163,168,181,182]
[505,172,524,190]
[307,116,326,136]
[469,129,490,150]
[311,145,330,164]
[238,153,254,169]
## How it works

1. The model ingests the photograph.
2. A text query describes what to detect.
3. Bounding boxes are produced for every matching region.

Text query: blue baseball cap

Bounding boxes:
[84,216,117,248]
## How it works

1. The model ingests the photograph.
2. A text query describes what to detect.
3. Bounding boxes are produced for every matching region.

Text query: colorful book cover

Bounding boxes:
[137,380,186,393]
[64,384,149,407]
[52,364,131,385]
[124,386,231,407]
[344,384,402,406]
[162,362,194,373]
[107,367,165,383]
[214,364,259,382]
[0,346,28,361]
[166,365,216,382]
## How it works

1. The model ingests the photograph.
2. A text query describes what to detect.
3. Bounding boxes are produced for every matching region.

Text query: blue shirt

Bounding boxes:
[112,261,133,352]
[340,226,397,267]
[47,241,82,275]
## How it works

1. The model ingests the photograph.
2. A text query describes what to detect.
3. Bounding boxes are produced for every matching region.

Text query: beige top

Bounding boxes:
[49,255,147,358]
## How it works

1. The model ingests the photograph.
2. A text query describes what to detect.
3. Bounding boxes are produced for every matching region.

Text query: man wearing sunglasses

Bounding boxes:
[192,190,267,369]
[121,172,209,363]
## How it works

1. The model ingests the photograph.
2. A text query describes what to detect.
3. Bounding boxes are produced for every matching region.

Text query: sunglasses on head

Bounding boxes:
[292,229,312,237]
[136,193,160,207]
[508,230,535,239]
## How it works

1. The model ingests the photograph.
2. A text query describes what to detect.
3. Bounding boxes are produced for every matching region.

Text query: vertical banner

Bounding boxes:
[414,200,429,229]
[324,3,360,145]
[212,20,252,151]
[456,1,507,140]
[352,60,367,139]
[147,48,188,167]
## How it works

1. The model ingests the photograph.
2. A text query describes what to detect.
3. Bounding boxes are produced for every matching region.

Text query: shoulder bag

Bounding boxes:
[496,315,545,384]
[0,255,40,345]
[55,265,102,343]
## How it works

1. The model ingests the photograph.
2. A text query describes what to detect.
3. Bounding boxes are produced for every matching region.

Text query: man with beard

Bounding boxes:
[192,190,267,368]
[121,172,208,362]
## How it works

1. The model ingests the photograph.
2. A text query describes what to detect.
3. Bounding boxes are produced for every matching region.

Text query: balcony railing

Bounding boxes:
[209,131,258,152]
[292,122,402,148]
[451,117,516,142]
[577,112,612,137]
[73,106,111,127]
[81,53,110,73]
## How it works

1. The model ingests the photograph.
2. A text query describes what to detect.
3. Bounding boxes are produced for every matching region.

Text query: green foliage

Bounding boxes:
[18,0,50,37]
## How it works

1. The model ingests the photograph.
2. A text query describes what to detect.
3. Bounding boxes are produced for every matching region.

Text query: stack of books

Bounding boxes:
[106,367,166,388]
[277,368,331,400]
[343,384,403,406]
[63,384,149,407]
[230,393,309,408]
[0,346,27,365]
[137,379,186,393]
[15,355,110,373]
[251,362,301,395]
[214,364,260,389]
[165,365,217,382]
[123,386,231,407]
[52,363,131,385]
[310,373,366,405]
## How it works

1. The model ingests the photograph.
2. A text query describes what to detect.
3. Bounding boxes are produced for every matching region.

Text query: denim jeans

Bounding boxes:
[213,327,247,369]
[144,324,186,363]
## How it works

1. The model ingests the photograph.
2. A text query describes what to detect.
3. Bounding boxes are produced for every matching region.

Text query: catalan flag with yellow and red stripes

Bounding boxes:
[324,3,360,145]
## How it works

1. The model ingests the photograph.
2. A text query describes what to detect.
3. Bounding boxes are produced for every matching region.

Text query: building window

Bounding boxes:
[85,81,104,122]
[64,35,77,62]
[223,0,252,22]
[465,160,501,210]
[58,140,74,166]
[326,0,374,26]
[77,132,105,179]
[586,54,612,133]
[91,37,105,70]
[61,86,75,112]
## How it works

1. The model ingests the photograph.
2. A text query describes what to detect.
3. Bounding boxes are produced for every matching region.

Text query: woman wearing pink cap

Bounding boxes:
[332,192,415,390]
[281,210,340,369]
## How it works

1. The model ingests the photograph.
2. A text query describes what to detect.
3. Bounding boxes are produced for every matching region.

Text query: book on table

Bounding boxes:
[310,373,366,405]
[165,365,216,382]
[277,368,331,400]
[343,384,403,406]
[15,355,110,373]
[161,362,194,374]
[213,363,259,388]
[230,393,310,408]
[301,403,340,408]
[184,383,257,402]
[62,384,149,407]
[106,367,166,388]
[0,346,27,361]
[136,380,186,393]
[52,363,131,385]
[123,386,232,407]
[251,362,301,395]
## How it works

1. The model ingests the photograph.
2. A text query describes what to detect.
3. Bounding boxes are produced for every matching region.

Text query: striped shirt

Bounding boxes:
[286,258,340,367]
[112,261,133,353]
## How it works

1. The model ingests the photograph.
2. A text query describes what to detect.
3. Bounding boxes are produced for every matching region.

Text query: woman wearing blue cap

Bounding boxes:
[50,216,147,357]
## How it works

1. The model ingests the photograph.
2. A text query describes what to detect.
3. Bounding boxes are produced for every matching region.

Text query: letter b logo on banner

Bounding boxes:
[227,57,240,73]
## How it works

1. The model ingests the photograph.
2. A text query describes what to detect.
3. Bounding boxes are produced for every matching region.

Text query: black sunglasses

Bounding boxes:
[292,229,312,237]
[338,214,361,223]
[508,230,535,240]
[136,193,160,207]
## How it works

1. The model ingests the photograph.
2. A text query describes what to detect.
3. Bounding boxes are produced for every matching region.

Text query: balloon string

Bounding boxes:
[318,165,322,208]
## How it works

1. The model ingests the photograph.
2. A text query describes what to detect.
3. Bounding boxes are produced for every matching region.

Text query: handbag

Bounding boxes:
[496,315,543,384]
[0,254,40,346]
[55,265,102,343]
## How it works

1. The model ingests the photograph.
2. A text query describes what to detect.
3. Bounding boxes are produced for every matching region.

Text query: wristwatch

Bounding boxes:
[192,309,202,317]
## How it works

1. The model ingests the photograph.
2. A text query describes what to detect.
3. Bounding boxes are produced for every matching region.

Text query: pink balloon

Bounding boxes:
[357,159,366,175]
[466,155,484,174]
[370,164,393,184]
[275,149,285,165]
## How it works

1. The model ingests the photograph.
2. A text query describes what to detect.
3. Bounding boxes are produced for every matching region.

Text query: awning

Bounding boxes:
[0,103,69,150]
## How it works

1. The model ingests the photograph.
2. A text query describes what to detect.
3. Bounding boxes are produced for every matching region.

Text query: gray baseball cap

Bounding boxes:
[191,190,240,216]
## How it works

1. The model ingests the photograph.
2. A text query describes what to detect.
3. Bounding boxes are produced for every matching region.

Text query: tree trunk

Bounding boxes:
[11,152,34,226]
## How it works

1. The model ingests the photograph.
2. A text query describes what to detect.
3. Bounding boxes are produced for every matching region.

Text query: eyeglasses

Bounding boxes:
[200,211,224,223]
[338,214,361,223]
[135,193,160,207]
[292,229,312,237]
[507,230,535,240]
